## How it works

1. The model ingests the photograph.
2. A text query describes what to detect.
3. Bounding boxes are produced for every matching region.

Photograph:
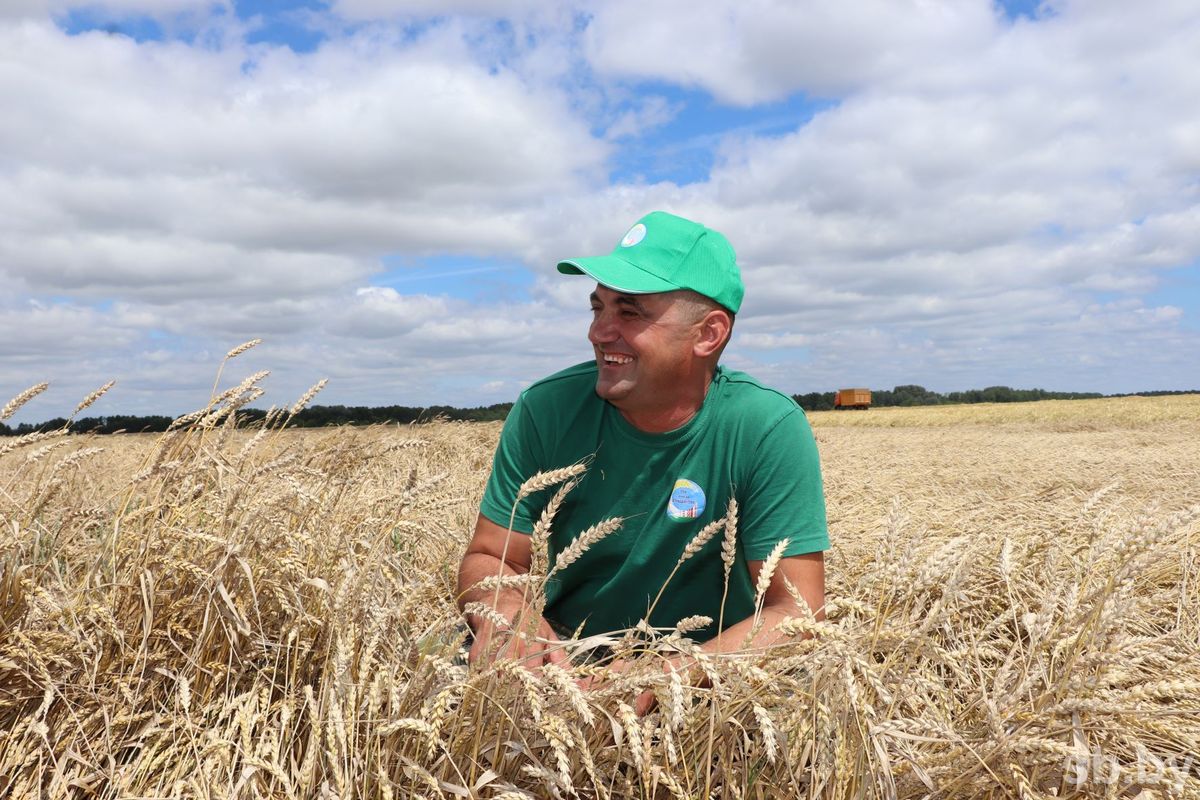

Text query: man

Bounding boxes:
[457,211,828,671]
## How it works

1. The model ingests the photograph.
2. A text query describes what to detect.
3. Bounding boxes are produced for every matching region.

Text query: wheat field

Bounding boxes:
[2,368,1198,799]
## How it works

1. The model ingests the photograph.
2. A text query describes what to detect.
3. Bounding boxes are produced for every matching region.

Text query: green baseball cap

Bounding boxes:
[556,211,744,313]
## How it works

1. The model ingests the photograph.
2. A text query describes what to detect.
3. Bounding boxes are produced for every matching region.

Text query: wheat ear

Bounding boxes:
[546,517,624,576]
[744,537,790,645]
[289,379,328,418]
[225,338,262,360]
[2,383,49,422]
[71,380,116,419]
[530,478,580,576]
[517,463,588,501]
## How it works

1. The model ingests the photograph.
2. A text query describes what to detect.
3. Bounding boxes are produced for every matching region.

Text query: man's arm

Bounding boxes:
[457,513,567,668]
[626,552,824,714]
[702,551,825,654]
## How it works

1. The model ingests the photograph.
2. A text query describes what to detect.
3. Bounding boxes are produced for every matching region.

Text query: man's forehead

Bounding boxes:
[591,285,672,307]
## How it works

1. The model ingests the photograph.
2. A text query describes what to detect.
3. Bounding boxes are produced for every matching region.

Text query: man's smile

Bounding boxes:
[599,350,634,366]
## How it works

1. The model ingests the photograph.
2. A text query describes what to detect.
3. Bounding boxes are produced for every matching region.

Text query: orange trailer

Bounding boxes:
[834,388,872,410]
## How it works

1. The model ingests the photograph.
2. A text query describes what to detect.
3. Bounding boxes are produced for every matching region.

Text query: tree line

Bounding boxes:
[3,388,1197,435]
[0,403,513,436]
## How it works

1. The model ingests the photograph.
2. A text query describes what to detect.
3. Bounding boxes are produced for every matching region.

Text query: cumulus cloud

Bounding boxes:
[0,0,219,21]
[1,22,603,202]
[577,0,1200,392]
[0,25,601,299]
[584,0,998,104]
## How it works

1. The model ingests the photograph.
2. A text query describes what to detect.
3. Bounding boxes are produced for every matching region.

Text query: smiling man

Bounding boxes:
[456,211,829,669]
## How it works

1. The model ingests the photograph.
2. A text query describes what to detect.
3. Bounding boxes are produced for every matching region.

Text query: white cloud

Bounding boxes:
[0,20,605,302]
[621,1,1200,391]
[584,0,998,105]
[346,287,449,338]
[0,300,138,360]
[1,22,603,200]
[736,332,812,350]
[0,0,220,21]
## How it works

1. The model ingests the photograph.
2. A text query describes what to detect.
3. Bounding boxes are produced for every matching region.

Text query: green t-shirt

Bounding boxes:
[480,361,829,641]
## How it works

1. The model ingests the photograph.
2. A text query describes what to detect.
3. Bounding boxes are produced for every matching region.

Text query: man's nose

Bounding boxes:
[588,311,617,343]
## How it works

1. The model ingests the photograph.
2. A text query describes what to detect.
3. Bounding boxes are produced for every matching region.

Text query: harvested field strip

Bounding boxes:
[809,393,1200,427]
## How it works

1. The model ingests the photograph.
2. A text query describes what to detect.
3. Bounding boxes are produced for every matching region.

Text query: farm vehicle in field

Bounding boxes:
[834,388,872,410]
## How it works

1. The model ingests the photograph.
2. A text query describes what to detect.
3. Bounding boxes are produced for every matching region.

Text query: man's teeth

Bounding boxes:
[603,353,634,365]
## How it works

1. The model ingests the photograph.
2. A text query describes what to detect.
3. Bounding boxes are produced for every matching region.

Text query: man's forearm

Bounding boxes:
[694,552,825,656]
[699,604,800,655]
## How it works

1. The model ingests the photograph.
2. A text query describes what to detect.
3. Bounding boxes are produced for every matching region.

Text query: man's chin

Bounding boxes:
[594,378,632,402]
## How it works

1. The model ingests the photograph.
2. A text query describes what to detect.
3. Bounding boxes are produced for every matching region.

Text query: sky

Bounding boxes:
[2,0,1199,423]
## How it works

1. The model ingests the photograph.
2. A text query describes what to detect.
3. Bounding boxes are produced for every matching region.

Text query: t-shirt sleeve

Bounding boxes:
[479,392,543,534]
[739,408,830,560]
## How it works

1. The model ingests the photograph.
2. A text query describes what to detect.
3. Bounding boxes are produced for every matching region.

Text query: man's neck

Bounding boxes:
[618,368,716,433]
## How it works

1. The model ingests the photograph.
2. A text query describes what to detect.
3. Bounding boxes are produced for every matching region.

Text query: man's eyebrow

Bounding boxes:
[590,291,647,313]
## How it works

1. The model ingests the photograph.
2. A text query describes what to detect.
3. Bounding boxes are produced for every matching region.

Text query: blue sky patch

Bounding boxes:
[607,84,835,186]
[237,0,328,52]
[60,7,167,42]
[1146,261,1200,331]
[376,255,535,303]
[996,0,1049,22]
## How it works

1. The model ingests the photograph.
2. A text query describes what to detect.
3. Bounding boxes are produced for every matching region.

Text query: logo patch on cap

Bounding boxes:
[666,478,706,521]
[620,223,647,248]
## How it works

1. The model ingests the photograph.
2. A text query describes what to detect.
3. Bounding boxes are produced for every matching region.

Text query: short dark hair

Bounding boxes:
[674,289,735,359]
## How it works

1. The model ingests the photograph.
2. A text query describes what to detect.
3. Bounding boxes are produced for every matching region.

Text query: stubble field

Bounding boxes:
[2,380,1198,799]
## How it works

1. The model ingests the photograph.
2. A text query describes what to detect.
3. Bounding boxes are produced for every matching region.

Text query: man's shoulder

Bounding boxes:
[512,361,600,417]
[520,360,598,400]
[709,365,812,444]
[714,366,803,415]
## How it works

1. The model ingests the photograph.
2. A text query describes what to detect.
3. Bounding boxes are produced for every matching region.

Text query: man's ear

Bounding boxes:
[693,309,732,359]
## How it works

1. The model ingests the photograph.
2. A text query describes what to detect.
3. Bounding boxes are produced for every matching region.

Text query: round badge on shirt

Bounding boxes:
[666,478,706,521]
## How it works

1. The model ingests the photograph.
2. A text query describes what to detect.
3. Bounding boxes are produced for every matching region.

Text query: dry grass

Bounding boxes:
[1,379,1198,798]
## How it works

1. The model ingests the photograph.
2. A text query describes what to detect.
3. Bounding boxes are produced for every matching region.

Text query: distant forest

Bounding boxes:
[2,387,1197,436]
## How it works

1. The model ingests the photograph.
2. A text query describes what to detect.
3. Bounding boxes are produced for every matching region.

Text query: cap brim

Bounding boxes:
[556,254,680,295]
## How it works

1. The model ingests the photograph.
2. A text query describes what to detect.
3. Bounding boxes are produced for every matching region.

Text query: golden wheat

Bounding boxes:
[1,382,1197,798]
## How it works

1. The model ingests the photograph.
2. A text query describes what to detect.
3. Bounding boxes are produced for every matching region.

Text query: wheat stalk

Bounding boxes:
[644,514,726,626]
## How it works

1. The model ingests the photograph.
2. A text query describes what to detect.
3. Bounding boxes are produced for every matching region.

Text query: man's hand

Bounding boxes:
[458,513,567,670]
[467,612,568,670]
[578,653,698,715]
